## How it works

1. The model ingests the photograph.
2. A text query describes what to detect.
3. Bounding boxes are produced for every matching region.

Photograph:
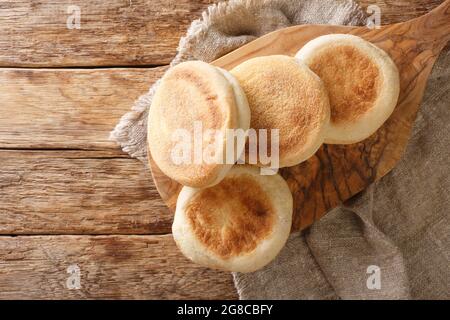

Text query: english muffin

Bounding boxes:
[230,55,330,168]
[296,34,400,144]
[172,166,293,273]
[148,61,251,188]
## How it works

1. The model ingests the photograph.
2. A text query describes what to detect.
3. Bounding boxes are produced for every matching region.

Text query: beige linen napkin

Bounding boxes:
[110,0,449,299]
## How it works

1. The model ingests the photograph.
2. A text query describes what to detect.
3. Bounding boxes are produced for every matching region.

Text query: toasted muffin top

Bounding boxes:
[148,61,238,187]
[185,172,275,259]
[231,55,330,167]
[308,44,382,125]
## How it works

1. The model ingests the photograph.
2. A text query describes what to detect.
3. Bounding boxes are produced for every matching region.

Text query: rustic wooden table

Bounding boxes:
[0,0,443,299]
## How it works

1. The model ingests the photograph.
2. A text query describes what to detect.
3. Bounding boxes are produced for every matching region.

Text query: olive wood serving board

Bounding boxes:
[149,0,450,232]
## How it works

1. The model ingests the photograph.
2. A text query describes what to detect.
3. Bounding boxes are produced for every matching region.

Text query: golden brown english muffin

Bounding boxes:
[172,166,293,273]
[296,34,400,144]
[148,61,250,188]
[230,55,330,168]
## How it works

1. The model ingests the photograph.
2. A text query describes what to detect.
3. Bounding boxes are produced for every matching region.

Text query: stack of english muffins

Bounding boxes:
[148,34,400,273]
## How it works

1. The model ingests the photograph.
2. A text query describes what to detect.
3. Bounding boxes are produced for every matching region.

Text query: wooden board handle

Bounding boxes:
[409,0,450,48]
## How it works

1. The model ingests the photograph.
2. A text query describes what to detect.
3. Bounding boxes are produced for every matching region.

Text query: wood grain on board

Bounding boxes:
[0,0,445,300]
[0,235,237,299]
[0,0,442,67]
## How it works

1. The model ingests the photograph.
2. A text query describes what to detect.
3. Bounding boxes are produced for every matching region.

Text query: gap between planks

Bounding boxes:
[0,64,168,70]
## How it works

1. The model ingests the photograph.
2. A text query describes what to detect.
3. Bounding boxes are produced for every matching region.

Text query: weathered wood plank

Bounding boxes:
[0,67,165,150]
[0,0,212,67]
[0,0,442,67]
[0,150,172,235]
[0,235,237,299]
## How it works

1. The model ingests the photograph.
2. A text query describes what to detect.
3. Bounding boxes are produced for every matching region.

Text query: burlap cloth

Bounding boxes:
[110,0,449,299]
